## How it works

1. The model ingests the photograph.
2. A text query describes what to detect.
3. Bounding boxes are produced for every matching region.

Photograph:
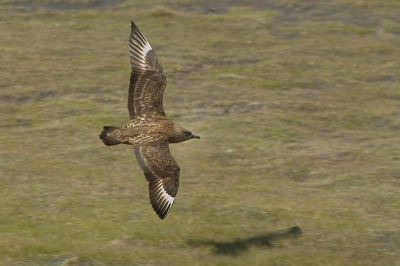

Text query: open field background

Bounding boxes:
[1,0,400,265]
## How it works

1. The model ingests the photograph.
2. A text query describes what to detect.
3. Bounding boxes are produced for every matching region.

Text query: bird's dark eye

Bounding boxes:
[185,131,191,136]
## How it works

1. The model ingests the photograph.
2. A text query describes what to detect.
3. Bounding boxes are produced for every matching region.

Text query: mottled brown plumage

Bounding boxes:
[99,22,200,220]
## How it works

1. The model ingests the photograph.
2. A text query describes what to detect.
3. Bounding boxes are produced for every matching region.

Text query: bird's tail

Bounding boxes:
[99,126,122,146]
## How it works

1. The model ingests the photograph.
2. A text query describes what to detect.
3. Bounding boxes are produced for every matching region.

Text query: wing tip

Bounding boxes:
[149,185,176,220]
[152,196,175,220]
[129,21,145,39]
[154,202,174,220]
[128,21,155,70]
[131,21,137,30]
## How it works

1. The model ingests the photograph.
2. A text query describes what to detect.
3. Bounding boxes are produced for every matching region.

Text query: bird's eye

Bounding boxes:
[185,131,191,136]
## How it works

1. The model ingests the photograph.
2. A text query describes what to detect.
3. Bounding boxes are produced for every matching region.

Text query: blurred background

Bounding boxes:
[1,0,399,265]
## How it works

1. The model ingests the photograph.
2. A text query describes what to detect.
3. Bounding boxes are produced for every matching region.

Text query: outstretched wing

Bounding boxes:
[133,139,180,219]
[128,21,166,119]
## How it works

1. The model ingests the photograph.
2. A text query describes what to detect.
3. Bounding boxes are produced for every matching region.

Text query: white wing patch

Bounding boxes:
[142,42,152,59]
[137,41,152,69]
[154,180,175,207]
[129,37,153,69]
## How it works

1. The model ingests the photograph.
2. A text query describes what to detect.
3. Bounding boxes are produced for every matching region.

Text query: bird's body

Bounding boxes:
[99,22,200,219]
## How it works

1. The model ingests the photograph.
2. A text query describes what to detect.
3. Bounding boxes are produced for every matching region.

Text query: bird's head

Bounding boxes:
[169,125,200,143]
[184,130,201,140]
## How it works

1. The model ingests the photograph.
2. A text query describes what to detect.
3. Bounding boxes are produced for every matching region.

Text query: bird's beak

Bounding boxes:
[192,134,200,139]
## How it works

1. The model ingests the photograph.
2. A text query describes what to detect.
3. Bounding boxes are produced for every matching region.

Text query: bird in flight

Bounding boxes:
[99,22,200,219]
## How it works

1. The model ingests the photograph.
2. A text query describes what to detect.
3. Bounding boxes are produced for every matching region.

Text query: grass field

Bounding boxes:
[1,0,400,265]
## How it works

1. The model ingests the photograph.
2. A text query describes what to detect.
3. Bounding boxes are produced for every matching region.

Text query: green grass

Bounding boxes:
[1,0,400,265]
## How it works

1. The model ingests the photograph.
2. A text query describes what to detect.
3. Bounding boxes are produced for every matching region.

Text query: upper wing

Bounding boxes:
[133,139,180,220]
[128,22,166,119]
